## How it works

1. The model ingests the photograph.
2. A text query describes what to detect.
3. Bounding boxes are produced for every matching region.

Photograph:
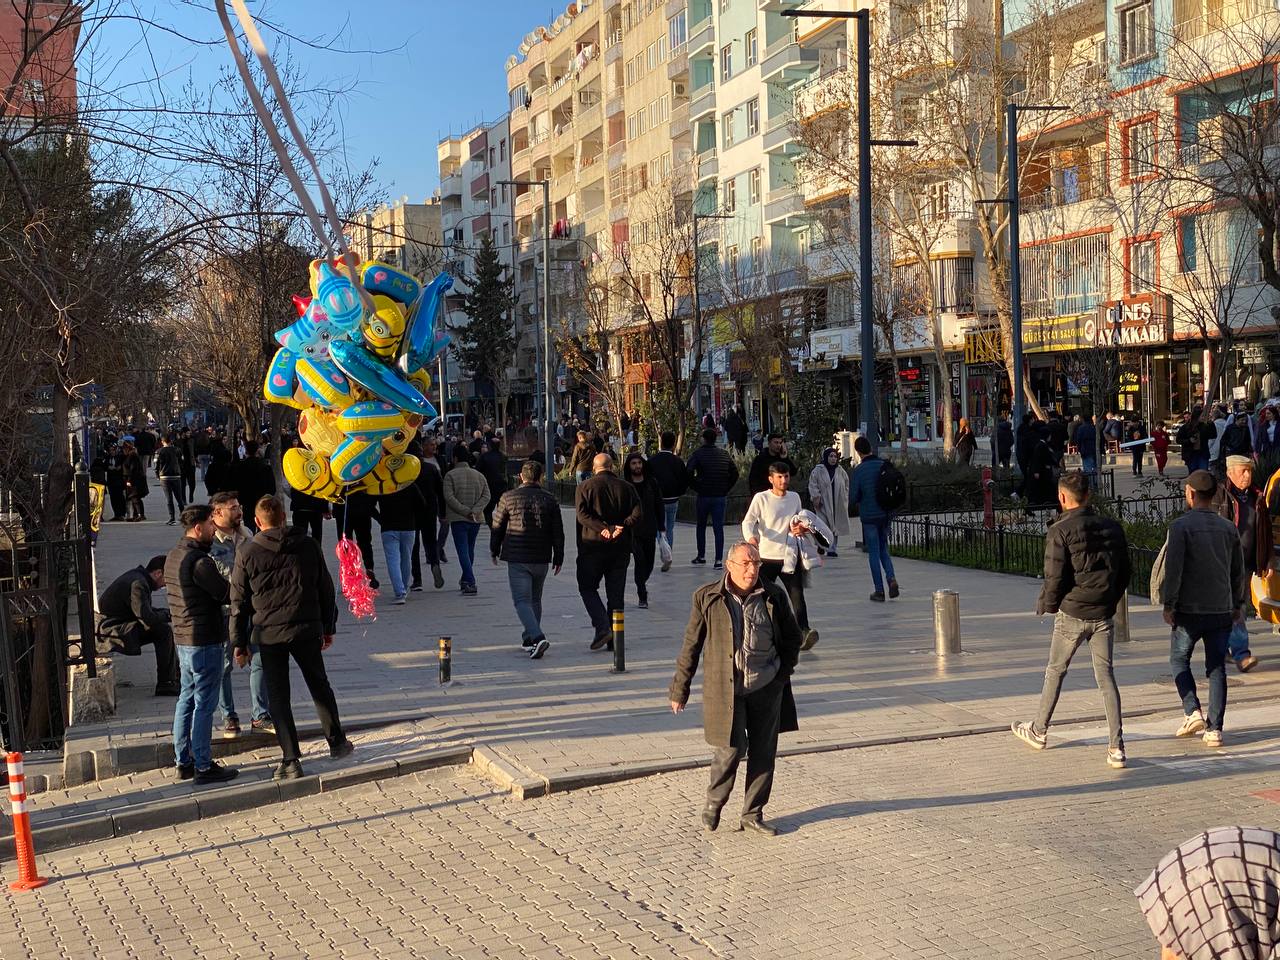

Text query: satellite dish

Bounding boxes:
[567,3,579,16]
[525,32,539,46]
[506,54,519,69]
[554,15,567,32]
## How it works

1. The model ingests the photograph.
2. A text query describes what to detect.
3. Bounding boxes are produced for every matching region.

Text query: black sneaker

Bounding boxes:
[368,576,379,590]
[870,591,886,602]
[330,739,355,760]
[431,564,444,589]
[165,518,176,526]
[713,561,723,570]
[888,579,900,599]
[193,761,239,785]
[691,556,706,565]
[410,581,424,592]
[521,636,537,650]
[250,717,275,734]
[176,763,195,781]
[273,760,304,781]
[638,598,648,609]
[529,638,550,660]
[590,633,611,651]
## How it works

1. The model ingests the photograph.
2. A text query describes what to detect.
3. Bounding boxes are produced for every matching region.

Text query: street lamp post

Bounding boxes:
[691,210,733,422]
[498,179,553,477]
[783,8,914,452]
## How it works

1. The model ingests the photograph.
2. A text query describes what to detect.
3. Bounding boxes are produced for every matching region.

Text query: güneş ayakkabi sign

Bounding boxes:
[1088,299,1170,348]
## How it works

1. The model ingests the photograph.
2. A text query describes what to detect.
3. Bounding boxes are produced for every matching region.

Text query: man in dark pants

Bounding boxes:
[97,555,179,694]
[225,441,275,533]
[331,489,379,589]
[155,433,186,525]
[685,428,740,569]
[231,495,353,780]
[670,541,802,837]
[477,435,509,527]
[289,485,328,544]
[1151,470,1245,747]
[409,442,447,590]
[575,454,642,650]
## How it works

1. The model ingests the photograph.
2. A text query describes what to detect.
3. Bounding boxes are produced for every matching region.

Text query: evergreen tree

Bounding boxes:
[455,233,517,403]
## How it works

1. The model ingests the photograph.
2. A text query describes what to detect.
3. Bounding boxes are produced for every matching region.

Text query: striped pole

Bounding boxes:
[6,752,48,891]
[438,636,452,686]
[610,610,625,674]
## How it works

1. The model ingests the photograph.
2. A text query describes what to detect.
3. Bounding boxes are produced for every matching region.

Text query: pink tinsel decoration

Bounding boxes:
[336,535,377,620]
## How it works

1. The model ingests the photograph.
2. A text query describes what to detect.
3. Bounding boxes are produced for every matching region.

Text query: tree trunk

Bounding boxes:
[268,403,287,495]
[930,307,954,455]
[51,385,71,468]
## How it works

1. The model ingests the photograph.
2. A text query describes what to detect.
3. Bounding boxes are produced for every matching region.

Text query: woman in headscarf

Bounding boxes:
[120,440,147,522]
[1136,826,1280,960]
[806,447,850,557]
[623,452,664,608]
[954,417,977,466]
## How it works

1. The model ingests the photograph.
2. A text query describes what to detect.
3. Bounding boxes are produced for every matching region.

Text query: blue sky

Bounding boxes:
[86,0,537,201]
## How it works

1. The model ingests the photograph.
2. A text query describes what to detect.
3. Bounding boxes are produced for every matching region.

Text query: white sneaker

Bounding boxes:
[1176,711,1206,737]
[1107,747,1126,769]
[1203,729,1223,747]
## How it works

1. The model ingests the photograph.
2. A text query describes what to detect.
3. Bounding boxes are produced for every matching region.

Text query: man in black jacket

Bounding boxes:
[226,441,276,533]
[98,555,179,694]
[624,452,665,608]
[491,460,565,660]
[166,504,238,785]
[747,433,798,495]
[231,495,352,780]
[410,443,447,590]
[686,428,740,568]
[1012,471,1130,768]
[477,435,509,527]
[155,434,187,525]
[647,431,687,567]
[575,454,642,650]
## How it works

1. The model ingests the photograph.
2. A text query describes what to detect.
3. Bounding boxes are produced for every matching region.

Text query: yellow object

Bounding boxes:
[335,400,407,439]
[297,407,344,458]
[361,294,408,359]
[295,357,353,410]
[283,447,345,501]
[330,436,384,484]
[358,453,422,495]
[1252,573,1280,624]
[407,366,432,397]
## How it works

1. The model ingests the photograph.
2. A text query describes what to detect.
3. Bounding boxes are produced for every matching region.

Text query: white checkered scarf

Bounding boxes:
[1136,827,1280,960]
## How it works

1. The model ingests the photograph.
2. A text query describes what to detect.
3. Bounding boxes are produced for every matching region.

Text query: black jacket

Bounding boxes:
[477,449,508,502]
[748,451,798,494]
[491,483,564,566]
[1036,506,1131,619]
[225,457,276,514]
[627,474,666,539]
[686,443,739,497]
[289,486,328,514]
[575,471,643,551]
[375,485,420,532]
[155,445,182,478]
[165,538,230,646]
[98,566,168,632]
[230,525,337,649]
[414,459,445,525]
[647,450,688,502]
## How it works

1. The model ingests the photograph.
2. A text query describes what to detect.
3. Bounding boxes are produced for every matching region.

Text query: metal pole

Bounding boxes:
[438,635,452,685]
[1007,102,1025,437]
[692,212,703,421]
[541,180,553,478]
[933,590,962,655]
[611,609,625,673]
[73,462,96,679]
[436,352,447,426]
[855,10,877,453]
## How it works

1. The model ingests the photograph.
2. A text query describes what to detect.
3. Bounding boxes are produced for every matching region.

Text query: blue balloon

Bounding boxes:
[330,338,436,418]
[398,272,453,375]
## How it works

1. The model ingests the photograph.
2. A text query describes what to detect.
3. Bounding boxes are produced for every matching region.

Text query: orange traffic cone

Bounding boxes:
[6,752,48,890]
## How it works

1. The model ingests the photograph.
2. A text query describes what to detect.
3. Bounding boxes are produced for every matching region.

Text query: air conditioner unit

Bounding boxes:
[673,82,687,98]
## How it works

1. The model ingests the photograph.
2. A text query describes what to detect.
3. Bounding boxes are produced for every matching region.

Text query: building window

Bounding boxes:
[722,112,735,148]
[1126,119,1156,178]
[489,147,496,166]
[1177,217,1198,272]
[749,167,761,204]
[1118,0,1155,63]
[750,236,762,268]
[726,244,739,276]
[1128,238,1158,293]
[720,0,730,12]
[491,188,497,206]
[647,41,658,71]
[725,177,737,212]
[668,10,687,50]
[720,43,733,82]
[500,139,506,162]
[746,28,758,68]
[746,98,759,136]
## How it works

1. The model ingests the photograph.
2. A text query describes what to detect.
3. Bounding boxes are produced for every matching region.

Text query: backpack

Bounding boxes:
[874,459,907,513]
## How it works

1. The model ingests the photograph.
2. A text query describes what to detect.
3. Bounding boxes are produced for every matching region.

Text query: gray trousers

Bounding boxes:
[707,674,785,819]
[1033,611,1124,749]
[507,561,548,642]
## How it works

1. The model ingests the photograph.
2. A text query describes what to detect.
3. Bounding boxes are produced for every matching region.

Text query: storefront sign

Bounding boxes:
[1023,314,1089,353]
[964,325,1002,365]
[811,329,852,358]
[1090,298,1170,347]
[898,366,923,383]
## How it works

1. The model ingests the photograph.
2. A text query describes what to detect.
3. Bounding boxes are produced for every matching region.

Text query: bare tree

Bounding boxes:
[555,260,629,440]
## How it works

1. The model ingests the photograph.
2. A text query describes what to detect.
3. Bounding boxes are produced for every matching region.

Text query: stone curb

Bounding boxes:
[1,744,474,861]
[470,745,547,799]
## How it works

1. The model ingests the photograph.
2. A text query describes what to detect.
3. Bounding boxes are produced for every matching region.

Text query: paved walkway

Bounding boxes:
[7,703,1280,959]
[33,479,1278,828]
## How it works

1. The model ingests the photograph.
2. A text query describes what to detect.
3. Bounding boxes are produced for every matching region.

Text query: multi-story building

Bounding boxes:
[436,116,516,421]
[347,197,442,272]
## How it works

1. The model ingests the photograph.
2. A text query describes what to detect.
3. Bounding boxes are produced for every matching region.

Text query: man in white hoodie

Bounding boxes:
[742,462,819,650]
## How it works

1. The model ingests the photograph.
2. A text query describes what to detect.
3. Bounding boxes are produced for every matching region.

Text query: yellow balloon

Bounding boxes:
[358,453,421,495]
[283,447,345,501]
[407,367,432,397]
[298,407,344,458]
[361,294,407,360]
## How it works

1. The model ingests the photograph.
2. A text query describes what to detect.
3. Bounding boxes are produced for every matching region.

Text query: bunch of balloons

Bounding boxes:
[263,259,453,503]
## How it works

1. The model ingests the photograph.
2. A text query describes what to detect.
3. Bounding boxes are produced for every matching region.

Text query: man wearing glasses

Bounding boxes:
[669,541,804,836]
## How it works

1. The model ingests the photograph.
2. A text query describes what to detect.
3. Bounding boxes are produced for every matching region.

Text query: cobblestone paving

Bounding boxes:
[7,702,1280,959]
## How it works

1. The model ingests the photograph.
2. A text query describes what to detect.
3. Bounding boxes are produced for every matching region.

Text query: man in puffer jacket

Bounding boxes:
[491,460,564,660]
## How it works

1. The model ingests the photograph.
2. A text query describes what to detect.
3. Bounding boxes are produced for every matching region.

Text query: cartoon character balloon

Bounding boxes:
[265,259,452,502]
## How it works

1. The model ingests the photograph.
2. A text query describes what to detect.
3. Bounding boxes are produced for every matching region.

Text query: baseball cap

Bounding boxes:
[1185,469,1217,494]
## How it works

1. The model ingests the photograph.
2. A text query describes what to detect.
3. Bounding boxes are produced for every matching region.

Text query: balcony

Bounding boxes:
[763,111,796,153]
[794,64,850,119]
[666,0,687,17]
[697,146,718,180]
[670,99,691,140]
[667,47,689,81]
[470,171,490,199]
[605,28,624,63]
[606,90,624,116]
[1021,159,1111,211]
[688,15,715,55]
[690,83,716,120]
[439,170,463,198]
[608,139,627,169]
[764,185,804,223]
[761,38,820,82]
[575,102,602,132]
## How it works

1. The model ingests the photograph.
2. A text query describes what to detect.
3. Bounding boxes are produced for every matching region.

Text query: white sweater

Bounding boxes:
[742,490,802,561]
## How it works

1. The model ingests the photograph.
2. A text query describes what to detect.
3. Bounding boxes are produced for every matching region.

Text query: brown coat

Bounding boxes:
[669,578,803,748]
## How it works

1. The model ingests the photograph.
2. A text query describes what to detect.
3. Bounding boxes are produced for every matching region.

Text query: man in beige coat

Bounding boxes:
[670,541,803,836]
[442,446,491,595]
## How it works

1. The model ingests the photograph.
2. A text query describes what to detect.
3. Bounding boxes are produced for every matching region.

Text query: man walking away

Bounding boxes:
[575,454,642,650]
[167,505,238,785]
[442,446,490,595]
[491,461,564,660]
[670,541,803,837]
[849,436,900,602]
[1151,470,1245,747]
[1075,416,1099,483]
[648,431,688,564]
[231,495,353,780]
[208,493,271,738]
[1012,471,1130,768]
[1213,455,1272,672]
[686,428,739,569]
[376,478,420,604]
[623,452,665,608]
[97,555,178,695]
[178,428,197,501]
[155,434,186,525]
[477,435,509,527]
[748,433,798,495]
[289,482,329,544]
[408,441,446,590]
[226,441,276,532]
[743,462,818,650]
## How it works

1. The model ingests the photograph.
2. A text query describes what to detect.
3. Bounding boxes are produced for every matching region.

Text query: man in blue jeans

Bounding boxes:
[491,460,564,660]
[166,504,239,785]
[849,436,899,602]
[647,431,688,567]
[1151,470,1245,747]
[685,428,739,570]
[208,493,271,738]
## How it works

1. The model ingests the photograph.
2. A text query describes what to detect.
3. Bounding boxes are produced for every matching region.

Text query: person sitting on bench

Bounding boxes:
[98,555,179,695]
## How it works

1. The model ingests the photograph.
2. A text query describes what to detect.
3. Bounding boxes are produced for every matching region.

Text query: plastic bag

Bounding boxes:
[657,534,672,566]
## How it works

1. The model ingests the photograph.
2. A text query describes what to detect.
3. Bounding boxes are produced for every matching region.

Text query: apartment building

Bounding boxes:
[437,116,516,420]
[347,197,443,273]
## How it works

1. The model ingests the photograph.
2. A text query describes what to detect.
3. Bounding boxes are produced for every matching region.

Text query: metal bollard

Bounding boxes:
[611,610,625,673]
[1114,592,1131,643]
[933,590,962,655]
[438,636,452,685]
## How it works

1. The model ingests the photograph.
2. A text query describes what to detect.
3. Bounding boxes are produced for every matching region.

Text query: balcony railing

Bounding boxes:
[766,109,793,133]
[1021,159,1112,210]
